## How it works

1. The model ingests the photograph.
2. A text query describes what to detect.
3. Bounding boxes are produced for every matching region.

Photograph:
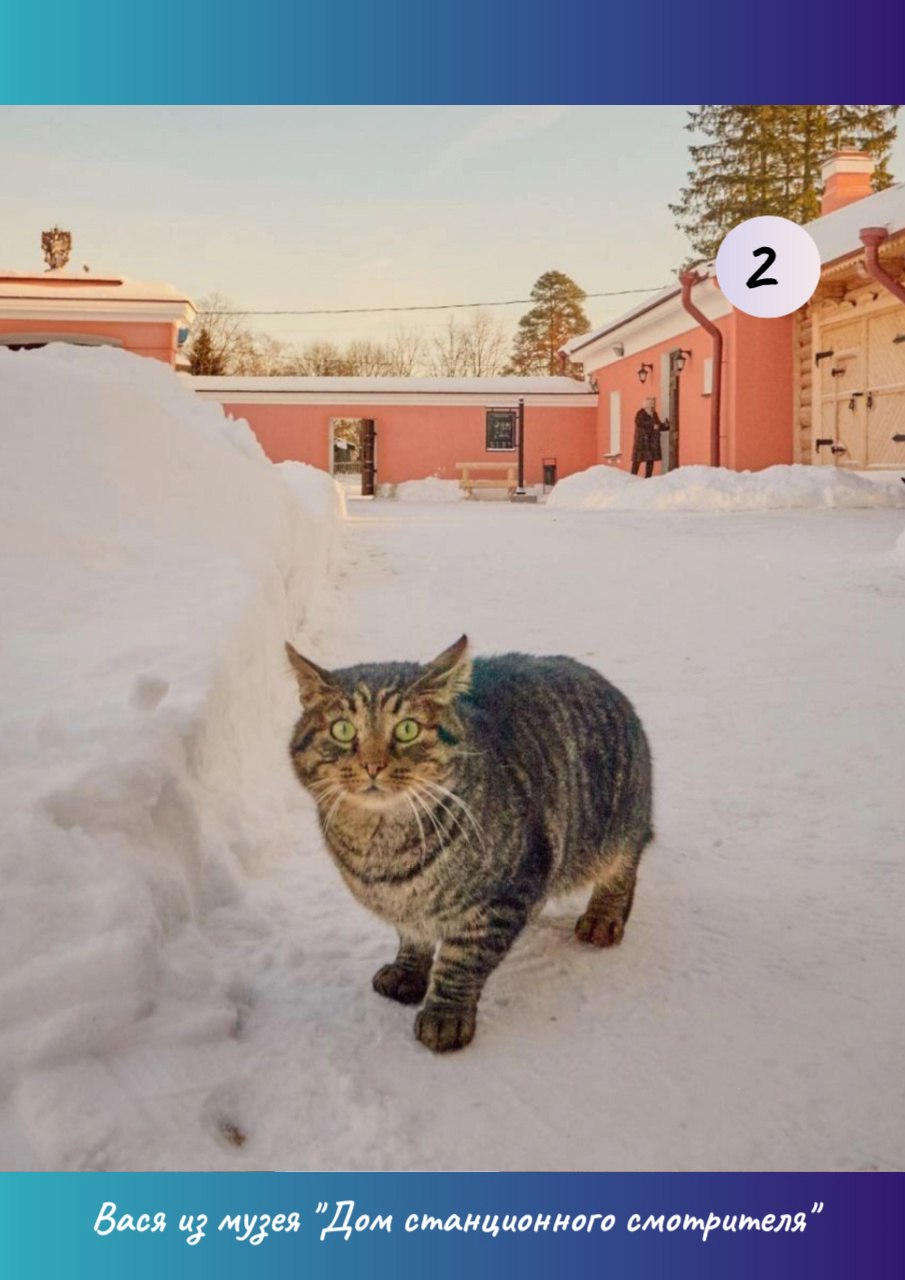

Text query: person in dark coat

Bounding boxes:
[631,397,669,477]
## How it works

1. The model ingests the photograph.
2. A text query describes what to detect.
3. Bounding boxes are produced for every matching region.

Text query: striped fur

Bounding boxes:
[286,635,653,1052]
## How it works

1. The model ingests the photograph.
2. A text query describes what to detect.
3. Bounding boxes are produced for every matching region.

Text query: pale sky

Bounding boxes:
[2,106,904,352]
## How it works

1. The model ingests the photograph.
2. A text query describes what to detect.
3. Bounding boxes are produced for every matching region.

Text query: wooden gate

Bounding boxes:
[866,309,905,468]
[815,305,905,468]
[817,317,864,465]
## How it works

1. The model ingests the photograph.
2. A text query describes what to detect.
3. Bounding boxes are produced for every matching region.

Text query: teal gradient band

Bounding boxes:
[3,0,903,103]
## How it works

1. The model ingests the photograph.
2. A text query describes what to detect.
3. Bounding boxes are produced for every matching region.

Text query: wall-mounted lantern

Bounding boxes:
[673,348,693,373]
[637,362,653,384]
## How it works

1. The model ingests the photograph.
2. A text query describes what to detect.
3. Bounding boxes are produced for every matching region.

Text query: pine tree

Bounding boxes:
[188,324,225,375]
[507,271,590,376]
[670,105,899,261]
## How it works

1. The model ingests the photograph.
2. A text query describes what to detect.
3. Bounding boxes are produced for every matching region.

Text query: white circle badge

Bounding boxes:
[715,216,821,318]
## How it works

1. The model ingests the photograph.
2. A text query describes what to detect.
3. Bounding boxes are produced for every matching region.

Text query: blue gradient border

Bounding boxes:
[3,1173,902,1279]
[2,0,904,103]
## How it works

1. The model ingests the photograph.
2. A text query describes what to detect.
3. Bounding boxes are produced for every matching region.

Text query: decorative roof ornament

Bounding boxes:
[41,226,72,271]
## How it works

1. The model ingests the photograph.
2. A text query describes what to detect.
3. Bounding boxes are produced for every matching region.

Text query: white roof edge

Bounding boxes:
[0,270,196,308]
[563,271,712,356]
[804,181,905,267]
[189,375,594,394]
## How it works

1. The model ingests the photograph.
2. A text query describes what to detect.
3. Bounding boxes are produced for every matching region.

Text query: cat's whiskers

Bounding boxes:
[420,778,486,849]
[408,788,461,893]
[308,780,343,822]
[322,789,347,837]
[409,786,447,854]
[309,779,340,802]
[411,782,466,850]
[404,792,430,871]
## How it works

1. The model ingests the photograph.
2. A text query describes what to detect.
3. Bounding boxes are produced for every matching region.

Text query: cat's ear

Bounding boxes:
[285,642,337,704]
[410,634,471,702]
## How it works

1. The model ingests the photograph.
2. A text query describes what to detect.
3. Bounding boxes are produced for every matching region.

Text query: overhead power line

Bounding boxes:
[206,285,669,319]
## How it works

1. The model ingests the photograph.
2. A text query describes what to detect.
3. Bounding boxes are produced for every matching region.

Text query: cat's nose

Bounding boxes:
[365,762,387,778]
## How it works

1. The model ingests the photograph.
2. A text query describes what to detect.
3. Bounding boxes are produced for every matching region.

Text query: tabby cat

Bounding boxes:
[286,635,653,1052]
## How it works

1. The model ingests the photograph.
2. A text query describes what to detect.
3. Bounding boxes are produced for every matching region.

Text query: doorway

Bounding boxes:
[329,418,377,497]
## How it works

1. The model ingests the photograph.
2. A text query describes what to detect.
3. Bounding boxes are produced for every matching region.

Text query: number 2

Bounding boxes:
[746,246,778,288]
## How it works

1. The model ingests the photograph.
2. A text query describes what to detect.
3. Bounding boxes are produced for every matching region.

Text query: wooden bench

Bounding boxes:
[456,461,518,499]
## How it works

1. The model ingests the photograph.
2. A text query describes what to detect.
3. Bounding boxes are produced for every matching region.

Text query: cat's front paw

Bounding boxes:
[575,911,625,947]
[372,963,430,1005]
[414,1003,477,1053]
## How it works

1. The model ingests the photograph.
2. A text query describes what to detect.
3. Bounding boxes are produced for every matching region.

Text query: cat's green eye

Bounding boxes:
[394,718,420,743]
[331,719,356,743]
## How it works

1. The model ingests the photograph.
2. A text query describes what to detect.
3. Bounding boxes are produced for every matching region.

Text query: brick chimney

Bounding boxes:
[820,150,875,216]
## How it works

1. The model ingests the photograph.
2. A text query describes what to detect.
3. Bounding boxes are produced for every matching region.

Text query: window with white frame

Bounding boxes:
[703,356,713,395]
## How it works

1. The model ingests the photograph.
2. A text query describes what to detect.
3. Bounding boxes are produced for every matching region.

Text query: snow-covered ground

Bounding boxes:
[394,477,465,503]
[2,352,904,1171]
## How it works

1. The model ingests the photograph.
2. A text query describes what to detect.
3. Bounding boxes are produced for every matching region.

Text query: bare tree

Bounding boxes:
[383,325,424,376]
[285,341,354,376]
[185,301,506,379]
[428,310,507,376]
[429,315,469,376]
[344,339,393,375]
[461,310,507,375]
[185,292,252,374]
[244,332,292,375]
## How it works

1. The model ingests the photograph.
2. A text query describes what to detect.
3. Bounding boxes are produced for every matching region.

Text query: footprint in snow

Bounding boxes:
[129,673,169,712]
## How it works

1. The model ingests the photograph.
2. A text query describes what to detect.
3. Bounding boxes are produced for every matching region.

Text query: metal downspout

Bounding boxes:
[860,227,905,306]
[680,271,723,467]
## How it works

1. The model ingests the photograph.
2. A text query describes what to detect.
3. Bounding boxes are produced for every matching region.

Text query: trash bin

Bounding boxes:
[542,457,558,491]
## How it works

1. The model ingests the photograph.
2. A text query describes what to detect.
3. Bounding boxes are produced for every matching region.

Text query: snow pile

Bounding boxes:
[545,464,637,508]
[394,477,465,503]
[548,463,905,511]
[0,346,340,1167]
[278,460,346,567]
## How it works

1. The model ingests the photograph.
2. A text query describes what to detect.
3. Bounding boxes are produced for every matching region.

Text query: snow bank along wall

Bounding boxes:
[0,347,343,1165]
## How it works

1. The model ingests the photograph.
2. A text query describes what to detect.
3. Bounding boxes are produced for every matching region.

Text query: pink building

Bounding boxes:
[190,376,598,488]
[562,151,905,474]
[563,278,794,473]
[0,232,194,366]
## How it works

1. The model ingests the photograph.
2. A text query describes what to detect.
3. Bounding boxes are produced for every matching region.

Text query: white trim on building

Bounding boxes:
[190,375,597,408]
[0,270,195,326]
[563,275,731,374]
